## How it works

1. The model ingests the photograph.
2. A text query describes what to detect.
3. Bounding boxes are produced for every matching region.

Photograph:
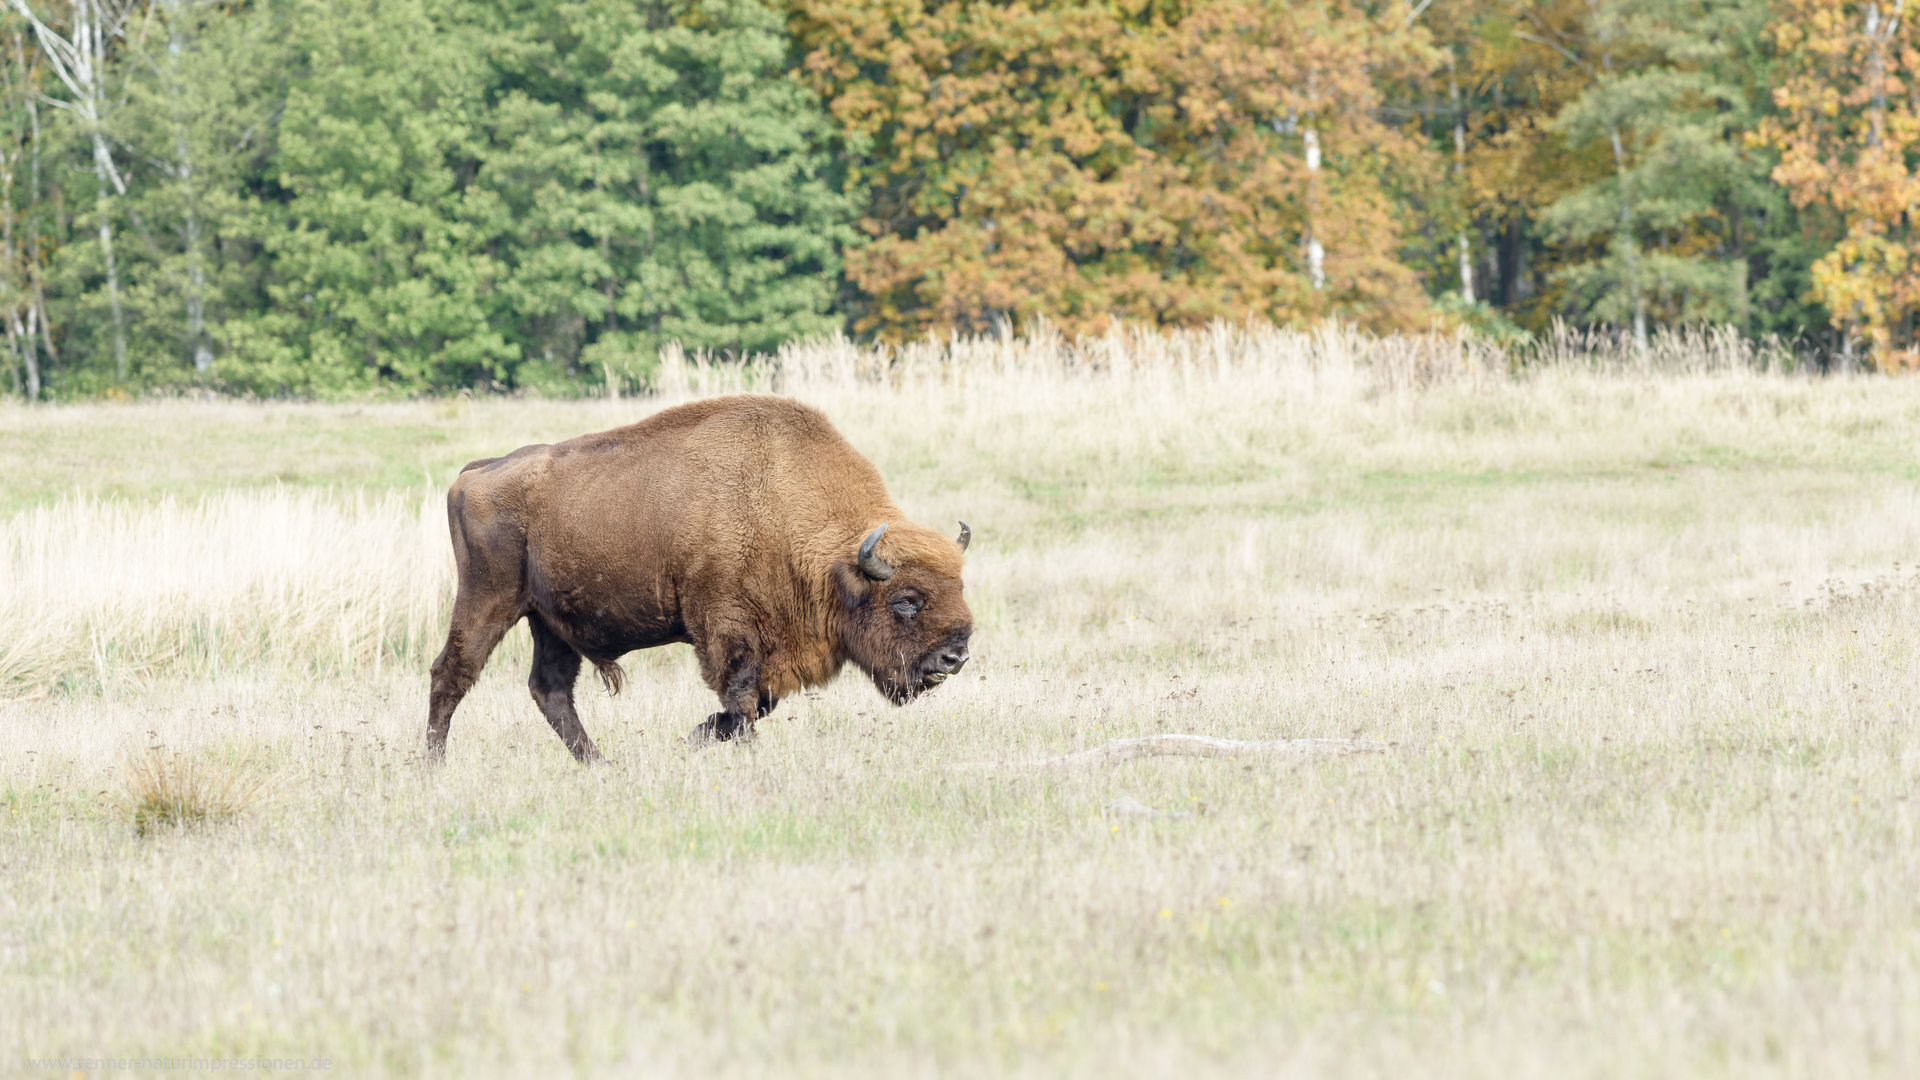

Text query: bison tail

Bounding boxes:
[594,659,626,696]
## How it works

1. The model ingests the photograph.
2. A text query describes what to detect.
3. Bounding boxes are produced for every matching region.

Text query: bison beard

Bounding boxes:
[425,395,973,763]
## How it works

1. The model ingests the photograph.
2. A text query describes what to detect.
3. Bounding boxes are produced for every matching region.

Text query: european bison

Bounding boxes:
[426,394,973,762]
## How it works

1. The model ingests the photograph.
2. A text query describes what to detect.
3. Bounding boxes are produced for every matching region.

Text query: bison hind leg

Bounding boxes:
[427,602,519,763]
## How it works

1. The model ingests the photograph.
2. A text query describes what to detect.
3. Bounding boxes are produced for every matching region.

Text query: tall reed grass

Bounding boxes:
[0,490,451,697]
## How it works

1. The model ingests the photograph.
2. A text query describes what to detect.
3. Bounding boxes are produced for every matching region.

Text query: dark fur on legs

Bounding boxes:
[529,617,603,763]
[686,689,779,747]
[425,599,517,763]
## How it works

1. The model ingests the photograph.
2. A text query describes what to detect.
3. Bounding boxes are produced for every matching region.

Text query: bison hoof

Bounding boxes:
[687,713,756,749]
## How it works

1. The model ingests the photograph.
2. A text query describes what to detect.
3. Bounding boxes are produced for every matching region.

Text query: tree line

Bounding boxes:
[0,0,1911,398]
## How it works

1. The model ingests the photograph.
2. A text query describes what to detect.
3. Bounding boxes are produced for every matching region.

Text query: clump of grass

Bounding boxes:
[116,750,270,837]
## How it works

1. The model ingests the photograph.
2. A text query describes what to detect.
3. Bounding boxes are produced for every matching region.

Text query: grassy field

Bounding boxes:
[2,327,1918,1077]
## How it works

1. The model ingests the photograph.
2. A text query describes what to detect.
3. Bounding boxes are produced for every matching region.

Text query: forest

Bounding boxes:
[0,0,1910,398]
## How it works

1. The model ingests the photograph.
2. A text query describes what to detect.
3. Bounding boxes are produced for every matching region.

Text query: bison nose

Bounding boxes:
[938,648,970,674]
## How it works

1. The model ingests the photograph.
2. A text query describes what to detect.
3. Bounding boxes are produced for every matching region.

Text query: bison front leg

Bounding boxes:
[686,639,778,747]
[687,689,779,747]
[529,617,603,764]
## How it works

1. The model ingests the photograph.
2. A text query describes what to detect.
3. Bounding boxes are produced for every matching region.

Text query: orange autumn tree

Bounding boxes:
[787,0,1440,339]
[1763,0,1920,367]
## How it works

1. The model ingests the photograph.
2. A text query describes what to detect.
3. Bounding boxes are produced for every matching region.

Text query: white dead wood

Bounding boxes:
[948,734,1388,774]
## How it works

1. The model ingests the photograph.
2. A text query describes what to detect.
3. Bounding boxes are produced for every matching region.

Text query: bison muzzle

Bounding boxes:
[425,395,973,762]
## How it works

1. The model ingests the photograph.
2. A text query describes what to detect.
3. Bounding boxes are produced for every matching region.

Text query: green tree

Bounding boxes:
[45,0,854,397]
[1531,0,1744,344]
[477,0,855,391]
[213,0,511,395]
[0,0,1860,396]
[13,0,143,386]
[1493,0,1827,344]
[0,13,53,399]
[1405,0,1609,326]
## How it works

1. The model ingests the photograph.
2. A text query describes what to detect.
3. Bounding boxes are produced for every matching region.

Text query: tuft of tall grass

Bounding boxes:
[115,749,271,836]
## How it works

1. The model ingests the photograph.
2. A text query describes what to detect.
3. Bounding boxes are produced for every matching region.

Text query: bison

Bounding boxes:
[425,394,973,762]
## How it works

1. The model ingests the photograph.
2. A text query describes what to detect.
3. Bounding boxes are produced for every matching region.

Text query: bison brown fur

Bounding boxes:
[425,395,973,762]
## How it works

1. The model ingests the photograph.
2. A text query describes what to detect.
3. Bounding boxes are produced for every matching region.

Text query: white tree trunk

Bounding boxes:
[1593,25,1647,354]
[12,307,39,399]
[1450,70,1473,303]
[24,303,40,397]
[0,30,38,399]
[1864,3,1905,147]
[94,176,126,377]
[1609,126,1647,353]
[1303,128,1325,290]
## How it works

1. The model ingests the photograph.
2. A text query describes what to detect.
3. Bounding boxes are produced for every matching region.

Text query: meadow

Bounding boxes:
[1,326,1917,1077]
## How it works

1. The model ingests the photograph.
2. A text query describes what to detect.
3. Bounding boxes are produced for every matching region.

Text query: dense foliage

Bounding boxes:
[789,0,1433,337]
[0,0,1911,395]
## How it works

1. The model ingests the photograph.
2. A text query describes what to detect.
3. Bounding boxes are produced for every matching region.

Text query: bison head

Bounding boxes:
[835,521,973,704]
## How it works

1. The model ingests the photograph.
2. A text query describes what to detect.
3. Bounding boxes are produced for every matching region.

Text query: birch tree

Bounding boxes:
[1450,60,1473,303]
[11,0,134,381]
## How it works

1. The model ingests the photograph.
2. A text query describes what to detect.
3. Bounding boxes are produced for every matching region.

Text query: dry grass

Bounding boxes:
[116,748,273,836]
[2,324,1918,1077]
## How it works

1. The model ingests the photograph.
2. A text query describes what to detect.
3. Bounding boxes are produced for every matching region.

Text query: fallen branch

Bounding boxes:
[949,734,1388,773]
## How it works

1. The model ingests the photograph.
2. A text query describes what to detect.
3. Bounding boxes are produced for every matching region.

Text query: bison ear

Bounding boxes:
[832,560,873,611]
[857,523,896,581]
[956,521,970,552]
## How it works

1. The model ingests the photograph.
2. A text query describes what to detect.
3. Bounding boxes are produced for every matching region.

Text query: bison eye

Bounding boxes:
[890,596,924,618]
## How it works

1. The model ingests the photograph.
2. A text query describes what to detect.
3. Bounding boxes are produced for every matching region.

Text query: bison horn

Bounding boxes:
[857,523,896,581]
[955,521,970,552]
